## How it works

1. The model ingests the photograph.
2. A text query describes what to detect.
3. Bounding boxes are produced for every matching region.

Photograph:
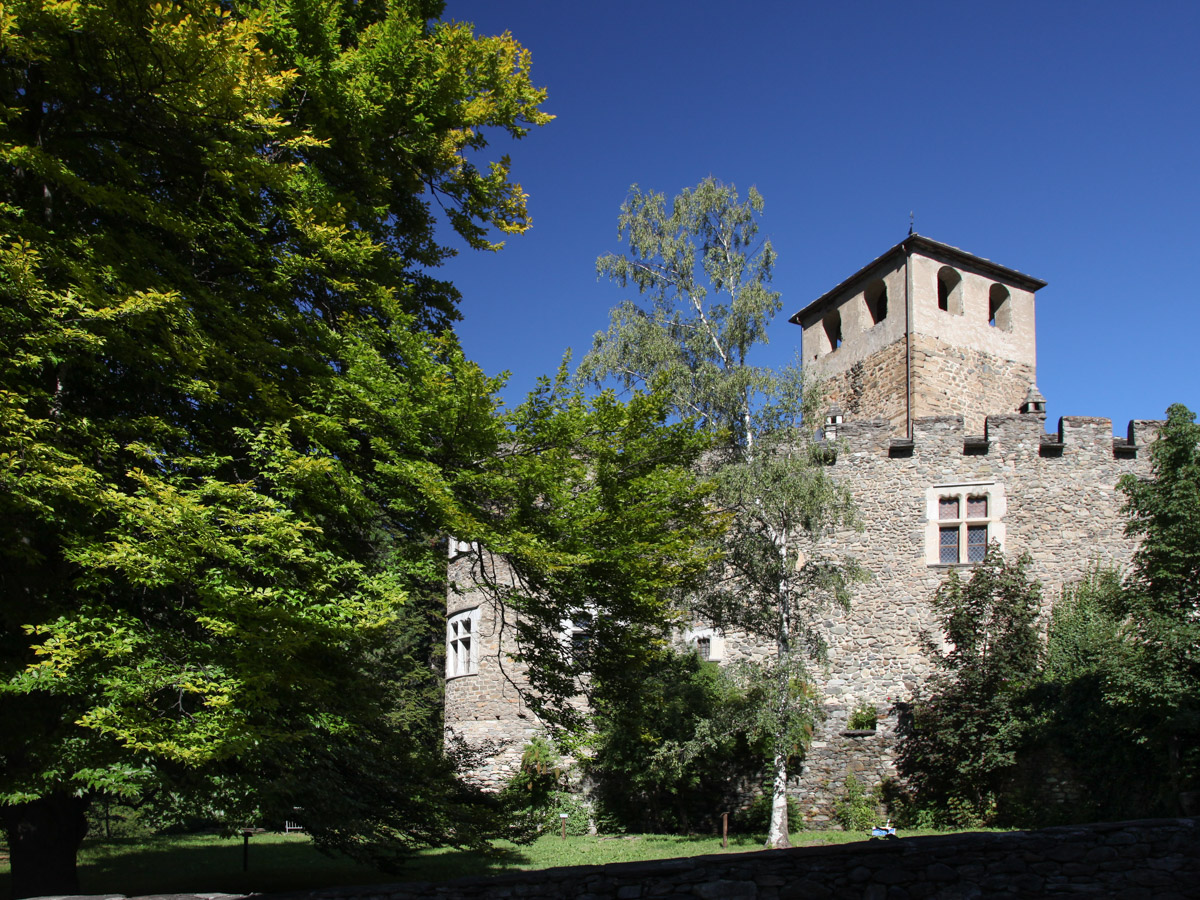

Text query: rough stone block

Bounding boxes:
[692,880,757,900]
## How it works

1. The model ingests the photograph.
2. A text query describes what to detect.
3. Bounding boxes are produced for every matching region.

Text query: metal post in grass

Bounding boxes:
[241,827,265,871]
[560,812,568,840]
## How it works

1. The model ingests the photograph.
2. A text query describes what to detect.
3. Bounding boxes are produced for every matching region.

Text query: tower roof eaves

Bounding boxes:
[788,234,1049,326]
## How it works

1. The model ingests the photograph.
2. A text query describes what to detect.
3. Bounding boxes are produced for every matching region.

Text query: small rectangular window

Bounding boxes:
[967,525,988,563]
[696,636,711,660]
[940,526,960,564]
[928,483,1003,568]
[447,608,479,678]
[939,497,960,520]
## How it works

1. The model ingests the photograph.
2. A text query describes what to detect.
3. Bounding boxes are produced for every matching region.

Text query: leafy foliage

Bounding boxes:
[1021,570,1167,822]
[1115,403,1200,792]
[581,178,863,847]
[731,789,802,836]
[588,648,753,835]
[832,774,881,832]
[894,549,1042,827]
[582,178,779,443]
[0,0,550,892]
[497,737,573,841]
[848,701,878,731]
[461,371,723,735]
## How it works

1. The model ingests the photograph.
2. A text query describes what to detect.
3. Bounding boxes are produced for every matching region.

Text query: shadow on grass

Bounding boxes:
[0,829,930,897]
[0,834,533,898]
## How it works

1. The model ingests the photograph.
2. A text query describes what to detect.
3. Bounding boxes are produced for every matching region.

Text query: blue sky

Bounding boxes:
[439,1,1199,434]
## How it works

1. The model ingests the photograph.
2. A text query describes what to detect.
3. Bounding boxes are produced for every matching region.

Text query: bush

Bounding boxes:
[848,701,877,731]
[588,649,755,834]
[501,736,570,840]
[895,549,1042,827]
[832,773,880,832]
[544,791,591,836]
[87,800,154,839]
[505,736,562,806]
[731,789,803,836]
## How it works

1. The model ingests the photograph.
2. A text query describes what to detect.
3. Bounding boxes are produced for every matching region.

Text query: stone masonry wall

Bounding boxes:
[784,412,1155,823]
[445,548,539,791]
[803,328,1039,438]
[272,817,1200,900]
[814,338,908,434]
[909,334,1036,435]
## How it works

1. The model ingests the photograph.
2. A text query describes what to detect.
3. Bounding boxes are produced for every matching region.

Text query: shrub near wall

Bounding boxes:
[273,818,1199,900]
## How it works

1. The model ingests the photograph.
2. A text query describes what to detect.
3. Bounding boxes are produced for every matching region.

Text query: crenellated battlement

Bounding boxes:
[828,413,1164,461]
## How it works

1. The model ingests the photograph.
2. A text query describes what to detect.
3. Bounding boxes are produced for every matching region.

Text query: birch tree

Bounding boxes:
[580,178,862,848]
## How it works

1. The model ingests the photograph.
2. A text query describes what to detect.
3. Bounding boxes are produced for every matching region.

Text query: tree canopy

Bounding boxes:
[894,549,1043,827]
[582,178,778,445]
[1115,403,1200,799]
[0,1,551,894]
[453,370,723,735]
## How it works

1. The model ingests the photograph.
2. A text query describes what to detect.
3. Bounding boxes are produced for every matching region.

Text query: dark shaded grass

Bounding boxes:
[0,829,962,896]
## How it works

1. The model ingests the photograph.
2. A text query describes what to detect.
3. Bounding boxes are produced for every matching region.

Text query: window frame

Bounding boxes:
[925,482,1005,566]
[681,626,724,661]
[446,606,481,679]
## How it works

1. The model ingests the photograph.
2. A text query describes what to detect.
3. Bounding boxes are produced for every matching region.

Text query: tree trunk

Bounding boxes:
[1,793,90,899]
[765,749,790,849]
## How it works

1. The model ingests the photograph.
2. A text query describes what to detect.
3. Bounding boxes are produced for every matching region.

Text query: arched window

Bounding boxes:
[865,279,888,325]
[989,284,1012,331]
[823,309,843,351]
[937,267,963,315]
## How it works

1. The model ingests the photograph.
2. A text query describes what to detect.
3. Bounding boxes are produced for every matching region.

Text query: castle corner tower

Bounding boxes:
[790,235,1047,436]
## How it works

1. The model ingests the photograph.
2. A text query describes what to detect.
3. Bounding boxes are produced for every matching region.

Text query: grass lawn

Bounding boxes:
[0,829,949,897]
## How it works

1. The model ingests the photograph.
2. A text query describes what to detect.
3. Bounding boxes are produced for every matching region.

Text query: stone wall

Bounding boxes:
[908,335,1036,435]
[803,332,1040,444]
[445,547,539,791]
[814,338,909,435]
[271,818,1200,900]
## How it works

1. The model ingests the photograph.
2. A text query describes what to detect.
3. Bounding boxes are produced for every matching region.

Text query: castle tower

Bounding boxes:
[790,235,1047,436]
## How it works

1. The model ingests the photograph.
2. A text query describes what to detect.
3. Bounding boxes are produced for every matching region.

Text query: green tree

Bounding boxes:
[588,647,753,834]
[895,549,1043,827]
[0,1,549,894]
[1029,569,1165,822]
[460,369,723,735]
[580,178,862,848]
[1115,403,1200,803]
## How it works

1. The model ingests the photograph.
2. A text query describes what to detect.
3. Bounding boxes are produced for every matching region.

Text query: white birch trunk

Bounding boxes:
[766,747,791,848]
[767,528,792,849]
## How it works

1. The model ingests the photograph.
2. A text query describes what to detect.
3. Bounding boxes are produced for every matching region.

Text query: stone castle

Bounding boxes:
[444,234,1163,824]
